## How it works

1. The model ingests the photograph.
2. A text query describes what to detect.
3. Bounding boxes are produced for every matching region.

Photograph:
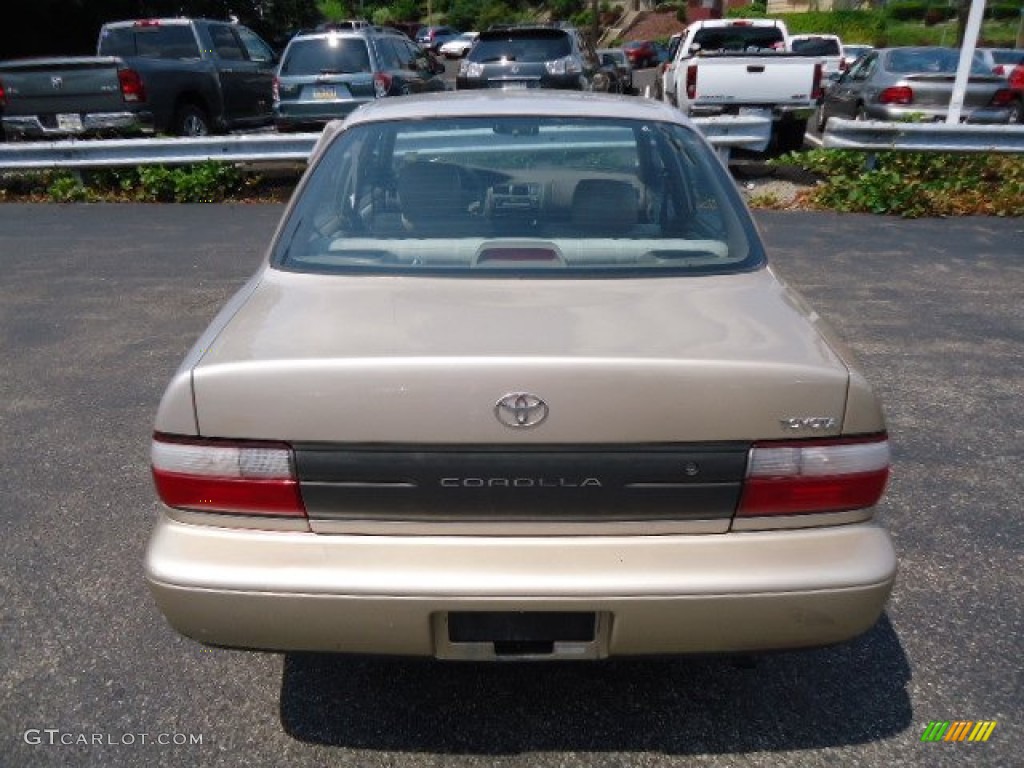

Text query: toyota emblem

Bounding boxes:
[495,393,548,429]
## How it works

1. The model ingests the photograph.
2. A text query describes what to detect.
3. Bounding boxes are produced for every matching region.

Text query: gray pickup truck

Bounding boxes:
[0,18,277,139]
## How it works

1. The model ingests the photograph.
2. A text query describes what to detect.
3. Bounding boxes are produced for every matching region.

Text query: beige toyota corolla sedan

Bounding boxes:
[147,92,896,660]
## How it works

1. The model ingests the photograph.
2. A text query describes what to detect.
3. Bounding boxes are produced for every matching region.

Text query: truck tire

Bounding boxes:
[775,118,807,153]
[173,103,211,137]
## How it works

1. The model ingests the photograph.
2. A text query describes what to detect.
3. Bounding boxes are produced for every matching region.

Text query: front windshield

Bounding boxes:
[273,115,763,277]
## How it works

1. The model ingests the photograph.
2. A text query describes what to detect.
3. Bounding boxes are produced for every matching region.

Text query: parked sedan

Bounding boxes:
[147,91,896,661]
[815,46,1019,131]
[622,39,657,69]
[977,48,1024,122]
[439,31,479,59]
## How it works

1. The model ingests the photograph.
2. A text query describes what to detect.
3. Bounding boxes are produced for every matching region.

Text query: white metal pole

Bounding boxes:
[947,0,987,124]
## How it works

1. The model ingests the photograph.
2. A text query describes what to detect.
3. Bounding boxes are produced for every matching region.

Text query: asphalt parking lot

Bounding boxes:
[1,204,1021,768]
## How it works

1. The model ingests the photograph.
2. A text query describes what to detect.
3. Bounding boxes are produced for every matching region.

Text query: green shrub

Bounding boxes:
[774,149,1024,218]
[886,1,929,22]
[47,173,94,203]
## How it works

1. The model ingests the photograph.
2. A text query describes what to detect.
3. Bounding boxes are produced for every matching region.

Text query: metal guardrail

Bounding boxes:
[823,118,1024,154]
[2,117,1021,172]
[0,117,774,171]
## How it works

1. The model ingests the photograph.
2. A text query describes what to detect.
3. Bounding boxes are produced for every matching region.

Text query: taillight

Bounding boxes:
[151,435,306,517]
[737,435,890,517]
[992,64,1006,76]
[811,61,823,101]
[118,68,146,103]
[373,71,392,97]
[134,19,161,27]
[272,75,280,102]
[1009,66,1024,89]
[0,78,6,107]
[839,57,848,72]
[686,66,697,100]
[990,88,1016,107]
[879,86,913,105]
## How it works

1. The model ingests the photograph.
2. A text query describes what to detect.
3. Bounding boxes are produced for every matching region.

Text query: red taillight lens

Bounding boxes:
[811,61,824,101]
[151,436,306,517]
[737,435,890,517]
[990,88,1016,107]
[686,66,697,100]
[0,78,6,107]
[879,86,913,105]
[118,68,146,103]
[1009,66,1024,89]
[373,72,392,98]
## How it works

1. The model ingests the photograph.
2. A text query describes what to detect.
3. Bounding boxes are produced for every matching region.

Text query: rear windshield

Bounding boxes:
[469,31,572,63]
[273,115,763,278]
[692,26,784,53]
[887,48,990,75]
[281,38,371,75]
[99,25,200,59]
[790,37,841,57]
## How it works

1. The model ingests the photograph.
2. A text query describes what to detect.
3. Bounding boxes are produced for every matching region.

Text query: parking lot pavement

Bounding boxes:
[0,205,1021,767]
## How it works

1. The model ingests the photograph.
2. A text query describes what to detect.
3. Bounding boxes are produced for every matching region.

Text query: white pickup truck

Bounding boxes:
[660,19,823,152]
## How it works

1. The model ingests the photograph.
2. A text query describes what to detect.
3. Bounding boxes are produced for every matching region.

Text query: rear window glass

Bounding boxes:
[469,32,572,63]
[692,27,784,52]
[99,25,200,59]
[790,37,841,56]
[273,116,762,278]
[281,38,372,75]
[887,48,989,75]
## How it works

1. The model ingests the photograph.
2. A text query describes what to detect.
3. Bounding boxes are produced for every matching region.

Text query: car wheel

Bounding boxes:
[173,103,211,137]
[775,118,808,153]
[1007,100,1023,125]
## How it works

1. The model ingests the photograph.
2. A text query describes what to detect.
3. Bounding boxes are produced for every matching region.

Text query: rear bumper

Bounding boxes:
[869,105,1013,124]
[146,514,897,658]
[1,111,154,139]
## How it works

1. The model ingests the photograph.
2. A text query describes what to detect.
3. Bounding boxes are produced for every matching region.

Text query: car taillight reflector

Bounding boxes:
[990,88,1016,107]
[373,72,392,97]
[879,86,913,105]
[118,68,146,102]
[811,61,824,101]
[737,436,890,517]
[151,436,306,517]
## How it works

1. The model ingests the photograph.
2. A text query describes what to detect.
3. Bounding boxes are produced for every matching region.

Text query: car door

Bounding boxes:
[235,26,277,122]
[829,52,877,119]
[208,23,272,124]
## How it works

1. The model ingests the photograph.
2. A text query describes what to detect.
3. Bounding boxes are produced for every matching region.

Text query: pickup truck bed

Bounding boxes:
[0,57,152,138]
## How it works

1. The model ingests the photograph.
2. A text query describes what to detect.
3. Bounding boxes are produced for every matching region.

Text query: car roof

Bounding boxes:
[348,90,685,126]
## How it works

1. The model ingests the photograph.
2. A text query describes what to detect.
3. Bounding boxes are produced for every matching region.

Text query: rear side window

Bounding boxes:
[273,116,762,277]
[469,32,572,63]
[281,38,372,75]
[99,25,200,59]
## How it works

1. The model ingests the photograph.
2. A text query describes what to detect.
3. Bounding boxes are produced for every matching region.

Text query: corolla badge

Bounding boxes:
[780,416,838,431]
[495,393,548,428]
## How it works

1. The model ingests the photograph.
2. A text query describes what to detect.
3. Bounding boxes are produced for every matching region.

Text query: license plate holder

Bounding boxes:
[434,611,609,660]
[56,113,84,132]
[312,86,337,100]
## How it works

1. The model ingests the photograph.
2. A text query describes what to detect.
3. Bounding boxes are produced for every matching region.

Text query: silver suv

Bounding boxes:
[273,26,446,131]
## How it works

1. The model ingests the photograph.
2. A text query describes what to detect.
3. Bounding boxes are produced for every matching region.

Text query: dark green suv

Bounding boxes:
[273,26,447,131]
